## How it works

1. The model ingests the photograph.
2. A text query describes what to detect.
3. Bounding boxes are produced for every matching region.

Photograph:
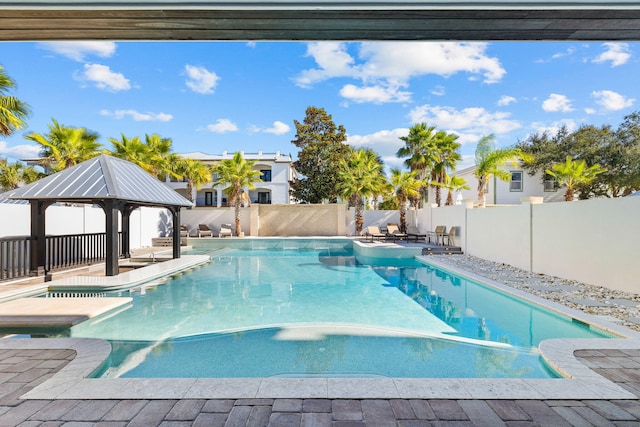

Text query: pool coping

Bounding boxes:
[1,253,639,401]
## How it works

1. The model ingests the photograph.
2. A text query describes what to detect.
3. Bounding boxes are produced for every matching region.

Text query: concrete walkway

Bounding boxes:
[0,347,639,426]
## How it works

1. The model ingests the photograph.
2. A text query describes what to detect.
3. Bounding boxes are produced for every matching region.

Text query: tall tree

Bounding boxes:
[337,148,386,235]
[145,133,180,179]
[212,152,263,236]
[0,159,41,191]
[546,156,606,201]
[25,118,101,172]
[433,174,469,206]
[174,158,212,204]
[431,130,462,206]
[290,106,350,203]
[396,123,438,206]
[108,133,148,166]
[0,66,30,137]
[475,135,529,208]
[390,169,422,232]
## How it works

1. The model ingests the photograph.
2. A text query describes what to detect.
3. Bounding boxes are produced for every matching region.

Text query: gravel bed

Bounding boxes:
[430,254,640,333]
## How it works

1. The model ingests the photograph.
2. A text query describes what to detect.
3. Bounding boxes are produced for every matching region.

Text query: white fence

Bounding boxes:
[1,197,638,293]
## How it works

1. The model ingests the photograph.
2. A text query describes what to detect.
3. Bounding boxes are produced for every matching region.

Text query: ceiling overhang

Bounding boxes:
[1,1,640,41]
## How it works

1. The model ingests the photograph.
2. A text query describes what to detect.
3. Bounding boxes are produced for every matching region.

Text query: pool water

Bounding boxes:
[70,247,609,378]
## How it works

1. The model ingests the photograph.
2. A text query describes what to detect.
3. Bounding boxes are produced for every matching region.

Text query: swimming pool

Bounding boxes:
[67,243,610,379]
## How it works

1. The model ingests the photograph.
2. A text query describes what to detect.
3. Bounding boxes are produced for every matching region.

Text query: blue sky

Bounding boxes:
[0,41,637,171]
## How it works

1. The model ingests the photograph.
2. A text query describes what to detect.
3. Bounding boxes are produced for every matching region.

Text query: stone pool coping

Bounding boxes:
[2,250,640,401]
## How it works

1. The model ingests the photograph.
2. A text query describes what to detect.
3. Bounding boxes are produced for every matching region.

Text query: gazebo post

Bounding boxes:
[120,205,135,259]
[29,200,50,277]
[172,207,181,259]
[104,200,121,276]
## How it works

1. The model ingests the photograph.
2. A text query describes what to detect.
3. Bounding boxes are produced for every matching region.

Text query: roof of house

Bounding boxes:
[179,150,292,163]
[2,154,192,208]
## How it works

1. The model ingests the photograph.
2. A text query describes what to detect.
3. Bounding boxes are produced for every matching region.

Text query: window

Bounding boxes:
[205,192,213,206]
[510,171,523,192]
[257,192,271,204]
[260,169,272,182]
[544,173,557,192]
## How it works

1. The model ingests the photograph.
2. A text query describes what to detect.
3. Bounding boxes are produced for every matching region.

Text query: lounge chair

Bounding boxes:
[442,226,457,246]
[219,223,233,238]
[198,224,213,238]
[427,225,447,245]
[406,225,427,242]
[386,224,407,241]
[365,226,386,242]
[180,225,189,237]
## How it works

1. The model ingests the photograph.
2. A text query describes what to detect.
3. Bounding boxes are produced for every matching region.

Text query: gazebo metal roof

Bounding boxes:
[4,155,192,208]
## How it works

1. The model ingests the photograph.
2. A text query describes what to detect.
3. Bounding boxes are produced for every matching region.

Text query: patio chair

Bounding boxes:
[442,226,457,246]
[427,225,447,245]
[406,225,427,242]
[180,225,189,237]
[365,226,386,242]
[219,223,233,238]
[386,224,407,241]
[198,224,213,238]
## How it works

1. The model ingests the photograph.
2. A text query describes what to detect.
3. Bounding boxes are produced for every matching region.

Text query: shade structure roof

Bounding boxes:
[3,154,193,208]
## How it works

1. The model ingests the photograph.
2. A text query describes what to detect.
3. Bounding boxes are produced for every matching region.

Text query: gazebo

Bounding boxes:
[4,155,193,277]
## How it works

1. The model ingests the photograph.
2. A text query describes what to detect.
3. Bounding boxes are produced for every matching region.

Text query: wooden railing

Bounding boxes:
[0,232,124,282]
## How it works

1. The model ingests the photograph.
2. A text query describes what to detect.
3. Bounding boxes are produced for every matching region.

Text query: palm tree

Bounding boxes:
[0,66,30,137]
[431,130,462,206]
[0,160,41,191]
[546,156,606,201]
[475,135,530,208]
[390,169,422,232]
[397,123,438,206]
[25,118,101,172]
[337,148,386,235]
[108,133,147,166]
[212,152,263,236]
[145,134,180,179]
[434,174,470,206]
[175,158,213,204]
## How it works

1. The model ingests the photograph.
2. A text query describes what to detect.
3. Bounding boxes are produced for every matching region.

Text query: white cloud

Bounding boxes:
[585,108,597,114]
[339,83,411,104]
[498,95,516,106]
[347,128,408,170]
[431,85,446,96]
[542,94,573,112]
[0,141,41,160]
[408,105,521,137]
[294,42,506,104]
[593,43,631,67]
[536,47,576,63]
[38,41,116,61]
[74,63,130,92]
[185,65,220,94]
[264,121,290,135]
[530,119,579,136]
[100,109,173,122]
[206,119,238,133]
[591,90,635,111]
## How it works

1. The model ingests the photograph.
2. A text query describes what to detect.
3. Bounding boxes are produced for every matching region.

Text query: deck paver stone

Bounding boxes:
[158,422,192,427]
[235,398,274,406]
[102,400,148,421]
[408,400,436,420]
[38,422,64,427]
[584,400,637,421]
[515,400,574,426]
[268,412,301,426]
[428,400,468,421]
[331,400,362,421]
[303,399,332,413]
[573,406,617,426]
[224,405,252,427]
[397,421,430,427]
[611,400,640,418]
[247,405,272,427]
[272,399,302,412]
[301,412,332,427]
[202,399,235,413]
[60,400,117,421]
[192,412,227,427]
[10,368,54,384]
[390,399,415,419]
[332,421,366,427]
[165,399,205,421]
[486,400,530,421]
[29,399,79,420]
[361,399,396,424]
[457,400,506,427]
[552,407,593,427]
[126,400,177,427]
[0,400,49,426]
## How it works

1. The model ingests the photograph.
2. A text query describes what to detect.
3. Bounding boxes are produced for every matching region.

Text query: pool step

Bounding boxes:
[422,246,464,255]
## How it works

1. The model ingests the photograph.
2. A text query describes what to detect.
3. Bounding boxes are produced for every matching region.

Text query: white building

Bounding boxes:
[452,163,565,205]
[166,151,296,207]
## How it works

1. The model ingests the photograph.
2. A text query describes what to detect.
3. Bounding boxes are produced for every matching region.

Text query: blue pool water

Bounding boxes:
[69,245,610,378]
